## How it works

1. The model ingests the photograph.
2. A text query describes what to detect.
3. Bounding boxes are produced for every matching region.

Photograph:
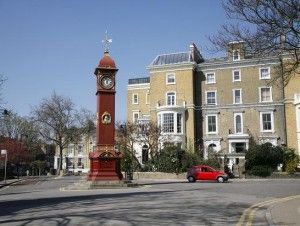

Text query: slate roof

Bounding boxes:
[150,52,191,66]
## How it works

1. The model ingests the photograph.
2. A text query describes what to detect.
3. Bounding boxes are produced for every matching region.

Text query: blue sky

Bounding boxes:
[0,0,227,122]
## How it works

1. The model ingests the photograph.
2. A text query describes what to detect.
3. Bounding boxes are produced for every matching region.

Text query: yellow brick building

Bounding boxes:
[284,69,300,156]
[127,42,299,167]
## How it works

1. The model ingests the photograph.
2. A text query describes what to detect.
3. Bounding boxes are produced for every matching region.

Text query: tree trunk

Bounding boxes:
[57,146,63,175]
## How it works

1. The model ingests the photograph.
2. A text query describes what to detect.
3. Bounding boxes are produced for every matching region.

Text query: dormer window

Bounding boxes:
[233,50,240,61]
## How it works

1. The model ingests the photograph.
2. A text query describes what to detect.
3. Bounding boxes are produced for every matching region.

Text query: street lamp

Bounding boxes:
[1,149,7,184]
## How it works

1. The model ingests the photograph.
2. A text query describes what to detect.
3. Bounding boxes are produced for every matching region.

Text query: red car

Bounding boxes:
[187,165,228,183]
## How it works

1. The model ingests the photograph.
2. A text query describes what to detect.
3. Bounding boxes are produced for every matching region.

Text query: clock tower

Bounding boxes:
[88,46,123,181]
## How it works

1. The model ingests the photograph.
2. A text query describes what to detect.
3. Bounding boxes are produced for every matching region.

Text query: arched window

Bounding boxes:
[208,143,217,152]
[142,145,149,164]
[235,114,242,133]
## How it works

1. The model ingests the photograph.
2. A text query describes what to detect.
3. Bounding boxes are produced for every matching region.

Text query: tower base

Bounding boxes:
[88,151,123,181]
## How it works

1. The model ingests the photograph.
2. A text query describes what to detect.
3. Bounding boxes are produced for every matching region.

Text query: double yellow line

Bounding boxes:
[237,194,300,226]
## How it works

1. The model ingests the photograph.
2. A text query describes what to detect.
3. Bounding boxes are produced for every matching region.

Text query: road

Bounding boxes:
[0,176,299,226]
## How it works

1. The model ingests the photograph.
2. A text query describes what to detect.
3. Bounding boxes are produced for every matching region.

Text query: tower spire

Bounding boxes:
[102,30,112,53]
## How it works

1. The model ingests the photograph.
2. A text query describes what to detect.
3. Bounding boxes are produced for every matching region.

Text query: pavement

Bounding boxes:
[1,177,300,225]
[0,178,23,188]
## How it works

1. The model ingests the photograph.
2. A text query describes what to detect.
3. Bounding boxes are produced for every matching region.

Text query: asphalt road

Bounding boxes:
[0,176,299,226]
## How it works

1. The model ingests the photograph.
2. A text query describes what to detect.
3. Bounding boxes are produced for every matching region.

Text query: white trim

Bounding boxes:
[234,112,243,134]
[127,83,150,90]
[157,111,185,135]
[232,69,241,82]
[206,114,218,134]
[205,90,217,105]
[260,111,274,133]
[132,93,139,105]
[205,72,216,84]
[201,101,283,111]
[259,67,271,80]
[166,73,176,85]
[259,86,273,103]
[200,61,279,72]
[233,88,242,104]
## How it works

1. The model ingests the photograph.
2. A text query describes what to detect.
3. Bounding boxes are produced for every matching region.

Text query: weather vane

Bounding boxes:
[102,30,112,52]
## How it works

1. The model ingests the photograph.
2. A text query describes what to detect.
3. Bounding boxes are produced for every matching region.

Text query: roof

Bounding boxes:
[97,51,116,69]
[150,52,191,66]
[149,43,204,67]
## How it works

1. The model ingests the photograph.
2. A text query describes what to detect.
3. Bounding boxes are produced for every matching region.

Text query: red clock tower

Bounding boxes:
[88,44,123,181]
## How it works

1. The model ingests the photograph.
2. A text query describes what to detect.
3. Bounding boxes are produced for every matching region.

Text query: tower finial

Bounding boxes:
[102,30,112,53]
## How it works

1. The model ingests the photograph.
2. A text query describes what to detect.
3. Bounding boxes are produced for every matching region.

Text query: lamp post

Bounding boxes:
[1,149,7,184]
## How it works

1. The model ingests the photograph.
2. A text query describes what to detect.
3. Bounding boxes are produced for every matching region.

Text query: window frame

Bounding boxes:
[132,112,139,123]
[259,87,273,102]
[234,113,243,134]
[157,112,184,134]
[233,88,242,104]
[132,93,139,105]
[166,91,176,106]
[259,67,271,80]
[233,50,240,61]
[206,90,217,105]
[205,72,216,84]
[166,73,176,85]
[206,114,218,134]
[232,69,241,82]
[260,111,274,132]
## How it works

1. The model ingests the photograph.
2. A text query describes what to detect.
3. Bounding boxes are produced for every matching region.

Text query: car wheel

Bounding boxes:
[217,177,225,183]
[188,176,195,183]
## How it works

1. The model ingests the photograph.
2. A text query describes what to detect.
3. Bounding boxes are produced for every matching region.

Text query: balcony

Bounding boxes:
[156,99,186,112]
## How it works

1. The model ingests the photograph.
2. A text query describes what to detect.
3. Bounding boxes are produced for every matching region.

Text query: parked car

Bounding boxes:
[187,165,228,183]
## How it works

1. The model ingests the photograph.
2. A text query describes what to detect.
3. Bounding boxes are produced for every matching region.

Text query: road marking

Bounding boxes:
[237,194,300,226]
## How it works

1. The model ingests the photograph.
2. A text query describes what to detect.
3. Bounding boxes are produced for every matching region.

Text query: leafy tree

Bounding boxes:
[210,0,300,84]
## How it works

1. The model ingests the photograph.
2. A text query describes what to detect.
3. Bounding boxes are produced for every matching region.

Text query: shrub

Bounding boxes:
[286,159,299,174]
[49,168,56,175]
[245,143,284,173]
[151,146,202,173]
[248,165,272,177]
[283,148,299,174]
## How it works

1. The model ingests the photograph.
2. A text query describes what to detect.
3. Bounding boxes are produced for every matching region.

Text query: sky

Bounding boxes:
[0,0,228,122]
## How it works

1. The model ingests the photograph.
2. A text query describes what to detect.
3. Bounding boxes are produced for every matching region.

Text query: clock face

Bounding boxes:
[100,75,114,89]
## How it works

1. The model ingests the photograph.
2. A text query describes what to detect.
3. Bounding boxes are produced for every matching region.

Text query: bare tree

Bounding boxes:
[31,92,79,174]
[0,111,23,139]
[210,0,300,84]
[115,121,169,168]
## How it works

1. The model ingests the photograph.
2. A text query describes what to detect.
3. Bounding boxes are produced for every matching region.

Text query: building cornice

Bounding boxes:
[147,62,197,73]
[198,57,280,71]
[127,83,150,90]
[199,101,284,111]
